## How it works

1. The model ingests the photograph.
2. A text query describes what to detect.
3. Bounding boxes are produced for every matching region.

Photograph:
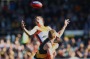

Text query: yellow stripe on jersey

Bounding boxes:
[36,51,47,58]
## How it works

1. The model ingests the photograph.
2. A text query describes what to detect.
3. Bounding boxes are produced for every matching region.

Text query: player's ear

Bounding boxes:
[53,36,56,38]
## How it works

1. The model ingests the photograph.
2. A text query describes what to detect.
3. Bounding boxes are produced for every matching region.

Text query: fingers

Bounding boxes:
[66,19,70,21]
[66,19,69,21]
[67,22,69,24]
[21,20,25,24]
[21,20,26,27]
[66,19,70,23]
[22,20,24,23]
[65,19,70,25]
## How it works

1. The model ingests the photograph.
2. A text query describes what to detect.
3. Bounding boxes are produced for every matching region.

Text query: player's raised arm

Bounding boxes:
[58,19,70,37]
[21,20,38,36]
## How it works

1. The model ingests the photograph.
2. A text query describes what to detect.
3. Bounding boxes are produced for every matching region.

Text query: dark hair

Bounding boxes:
[48,30,56,39]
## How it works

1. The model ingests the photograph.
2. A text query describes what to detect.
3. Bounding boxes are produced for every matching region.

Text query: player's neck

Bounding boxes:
[38,24,44,27]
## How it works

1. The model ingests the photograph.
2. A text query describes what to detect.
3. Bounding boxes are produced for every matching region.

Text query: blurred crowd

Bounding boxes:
[57,37,90,59]
[0,33,90,59]
[0,33,40,59]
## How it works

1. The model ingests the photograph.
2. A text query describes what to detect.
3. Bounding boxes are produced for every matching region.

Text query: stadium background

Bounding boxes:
[0,0,90,59]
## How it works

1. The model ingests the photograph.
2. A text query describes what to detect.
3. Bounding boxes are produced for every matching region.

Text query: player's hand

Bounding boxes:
[64,19,70,27]
[21,20,26,28]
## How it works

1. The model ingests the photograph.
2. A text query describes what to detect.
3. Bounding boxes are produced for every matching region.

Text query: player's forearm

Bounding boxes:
[58,19,69,37]
[49,53,53,59]
[23,27,30,36]
[49,56,54,59]
[58,25,67,37]
[47,49,54,59]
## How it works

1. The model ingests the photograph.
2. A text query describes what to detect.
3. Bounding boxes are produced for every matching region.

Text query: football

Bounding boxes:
[31,1,43,8]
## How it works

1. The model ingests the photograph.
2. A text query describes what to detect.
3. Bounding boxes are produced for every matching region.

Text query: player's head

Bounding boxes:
[35,16,44,26]
[48,29,56,40]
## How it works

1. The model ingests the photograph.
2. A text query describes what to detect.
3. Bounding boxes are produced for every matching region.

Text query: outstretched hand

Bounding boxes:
[64,19,70,27]
[21,20,26,28]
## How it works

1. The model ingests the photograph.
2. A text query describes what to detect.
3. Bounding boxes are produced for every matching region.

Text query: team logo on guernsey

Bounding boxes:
[38,31,49,42]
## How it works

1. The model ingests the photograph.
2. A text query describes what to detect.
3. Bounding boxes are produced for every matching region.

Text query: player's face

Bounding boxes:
[52,31,57,39]
[54,32,57,39]
[35,16,44,25]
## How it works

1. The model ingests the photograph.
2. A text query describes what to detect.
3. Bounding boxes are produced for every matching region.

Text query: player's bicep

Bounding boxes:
[29,26,38,35]
[46,43,52,54]
[47,48,52,55]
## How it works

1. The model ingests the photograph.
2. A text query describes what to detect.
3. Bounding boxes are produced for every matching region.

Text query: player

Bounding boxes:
[35,29,59,59]
[21,16,70,44]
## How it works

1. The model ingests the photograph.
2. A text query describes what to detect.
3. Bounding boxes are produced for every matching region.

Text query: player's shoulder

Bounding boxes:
[34,26,39,29]
[54,43,59,49]
[46,26,52,30]
[46,26,51,28]
[56,43,59,47]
